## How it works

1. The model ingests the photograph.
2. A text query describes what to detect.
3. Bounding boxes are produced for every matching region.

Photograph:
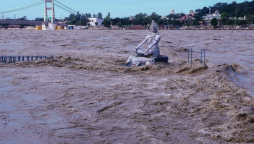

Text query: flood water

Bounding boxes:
[177,30,254,96]
[0,30,254,143]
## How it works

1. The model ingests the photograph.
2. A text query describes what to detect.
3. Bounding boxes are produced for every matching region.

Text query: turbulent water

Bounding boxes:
[0,30,254,143]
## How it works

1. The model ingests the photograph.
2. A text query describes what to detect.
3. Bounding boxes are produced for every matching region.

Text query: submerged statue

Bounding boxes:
[133,20,161,57]
[126,20,168,67]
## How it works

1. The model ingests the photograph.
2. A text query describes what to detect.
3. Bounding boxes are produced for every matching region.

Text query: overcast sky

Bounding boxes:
[0,0,249,20]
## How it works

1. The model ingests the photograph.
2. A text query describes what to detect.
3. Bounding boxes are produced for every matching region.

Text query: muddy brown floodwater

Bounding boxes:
[0,30,254,143]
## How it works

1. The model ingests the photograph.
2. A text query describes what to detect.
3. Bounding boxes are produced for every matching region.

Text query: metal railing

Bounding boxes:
[0,55,54,64]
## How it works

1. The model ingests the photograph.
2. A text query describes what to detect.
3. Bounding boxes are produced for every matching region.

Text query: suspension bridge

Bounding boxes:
[0,0,77,26]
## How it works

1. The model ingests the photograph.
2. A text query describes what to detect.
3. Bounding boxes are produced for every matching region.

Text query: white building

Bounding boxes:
[129,16,135,20]
[170,8,175,15]
[88,18,104,26]
[202,10,221,25]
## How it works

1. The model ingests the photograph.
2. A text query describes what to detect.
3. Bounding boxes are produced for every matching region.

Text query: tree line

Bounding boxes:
[194,1,254,25]
[66,11,187,27]
[13,0,254,27]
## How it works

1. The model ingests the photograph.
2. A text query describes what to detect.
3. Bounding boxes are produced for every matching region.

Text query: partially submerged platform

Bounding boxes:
[126,54,168,67]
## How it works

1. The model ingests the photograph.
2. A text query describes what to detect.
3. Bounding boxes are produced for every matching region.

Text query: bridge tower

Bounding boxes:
[44,0,55,23]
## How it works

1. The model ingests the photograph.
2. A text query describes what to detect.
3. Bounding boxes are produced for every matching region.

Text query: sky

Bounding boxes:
[0,0,250,20]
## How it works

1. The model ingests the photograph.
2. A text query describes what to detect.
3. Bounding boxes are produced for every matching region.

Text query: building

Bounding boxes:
[229,16,247,20]
[161,15,169,20]
[190,10,194,15]
[178,10,198,24]
[129,16,135,21]
[88,18,104,26]
[202,10,221,25]
[170,8,175,15]
[67,25,87,30]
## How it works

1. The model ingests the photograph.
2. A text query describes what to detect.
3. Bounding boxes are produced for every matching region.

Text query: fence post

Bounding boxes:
[9,56,12,63]
[31,56,33,61]
[204,49,206,68]
[191,48,193,66]
[27,56,29,61]
[201,49,202,64]
[188,47,189,64]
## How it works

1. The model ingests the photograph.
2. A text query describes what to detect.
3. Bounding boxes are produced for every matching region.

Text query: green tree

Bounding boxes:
[172,20,182,25]
[75,21,81,26]
[193,21,200,25]
[35,18,44,21]
[81,17,89,26]
[85,13,91,18]
[117,22,122,27]
[18,16,27,20]
[221,12,229,25]
[76,11,81,21]
[226,19,235,25]
[103,19,111,27]
[221,12,229,19]
[142,21,148,26]
[158,19,164,26]
[211,18,218,27]
[237,20,247,25]
[105,12,110,20]
[97,12,103,19]
[95,22,98,26]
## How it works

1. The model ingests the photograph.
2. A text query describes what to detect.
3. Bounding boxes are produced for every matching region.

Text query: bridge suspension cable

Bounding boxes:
[55,0,77,14]
[0,0,44,15]
[54,4,75,14]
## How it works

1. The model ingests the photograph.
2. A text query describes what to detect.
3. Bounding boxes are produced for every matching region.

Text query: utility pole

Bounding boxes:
[235,9,237,29]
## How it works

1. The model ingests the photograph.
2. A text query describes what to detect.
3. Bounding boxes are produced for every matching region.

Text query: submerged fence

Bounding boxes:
[188,48,207,68]
[0,55,54,64]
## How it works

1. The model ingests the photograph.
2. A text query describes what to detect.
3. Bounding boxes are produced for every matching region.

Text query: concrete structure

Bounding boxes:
[202,10,221,25]
[88,18,104,26]
[44,0,55,23]
[43,0,56,30]
[42,24,47,30]
[170,8,175,15]
[67,25,87,30]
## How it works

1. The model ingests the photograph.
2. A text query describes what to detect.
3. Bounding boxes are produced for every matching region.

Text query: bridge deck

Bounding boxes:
[0,19,44,25]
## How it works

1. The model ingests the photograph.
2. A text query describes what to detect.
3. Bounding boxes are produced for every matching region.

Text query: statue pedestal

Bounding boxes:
[126,55,168,67]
